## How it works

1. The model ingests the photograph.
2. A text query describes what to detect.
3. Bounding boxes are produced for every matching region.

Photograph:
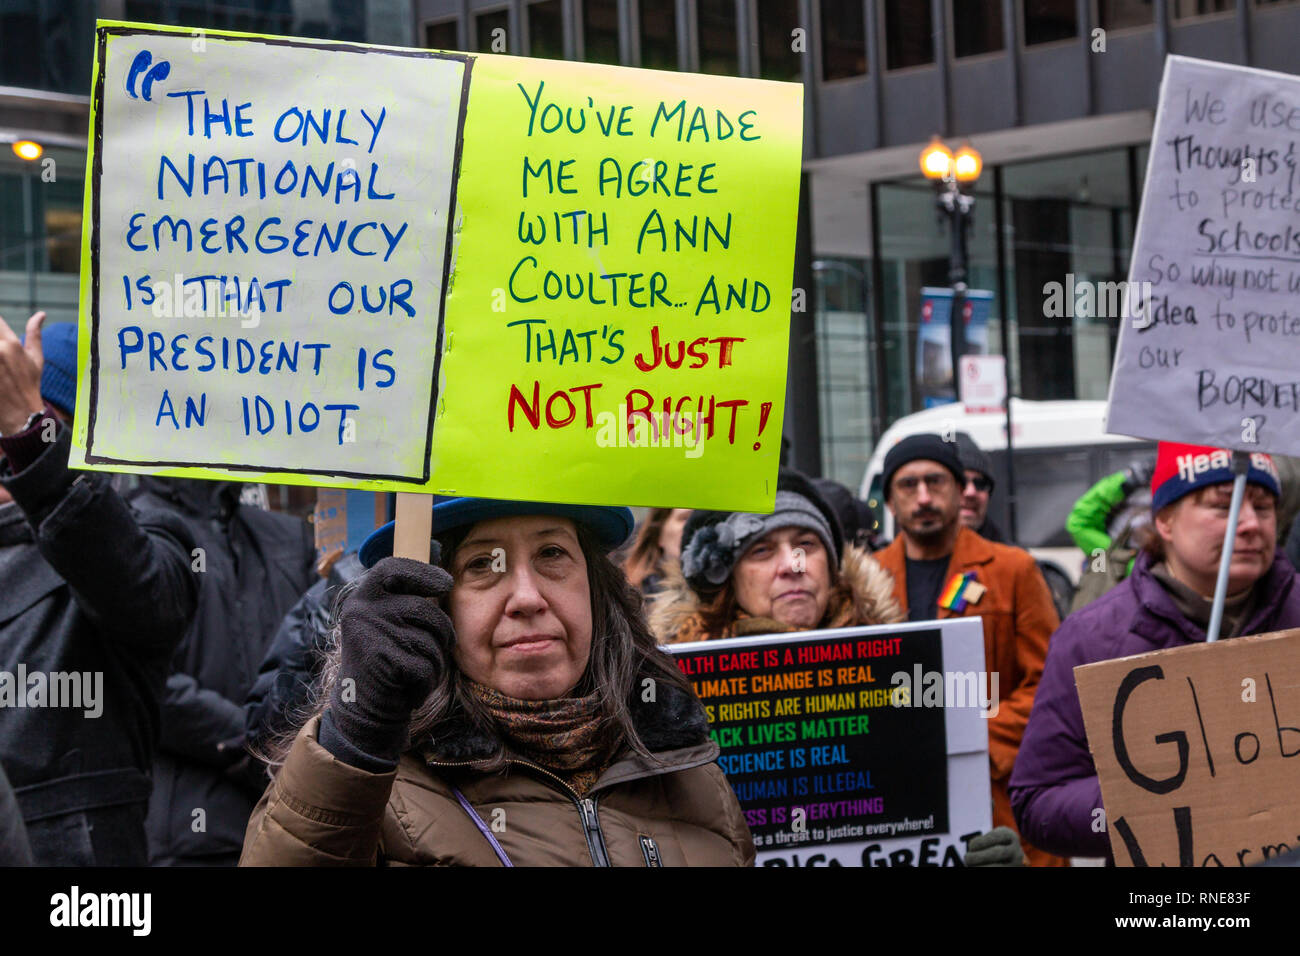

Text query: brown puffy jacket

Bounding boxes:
[649,543,904,643]
[239,679,754,867]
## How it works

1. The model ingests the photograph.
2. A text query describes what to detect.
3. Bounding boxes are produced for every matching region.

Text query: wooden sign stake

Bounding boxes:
[393,491,433,562]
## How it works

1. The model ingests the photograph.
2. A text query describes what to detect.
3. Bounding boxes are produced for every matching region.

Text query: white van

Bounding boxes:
[859,400,1154,596]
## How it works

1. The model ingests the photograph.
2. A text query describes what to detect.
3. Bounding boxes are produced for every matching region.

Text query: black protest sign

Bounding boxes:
[670,627,948,850]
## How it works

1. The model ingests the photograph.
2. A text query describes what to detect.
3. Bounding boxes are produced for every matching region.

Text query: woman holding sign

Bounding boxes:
[241,497,753,867]
[1011,442,1300,860]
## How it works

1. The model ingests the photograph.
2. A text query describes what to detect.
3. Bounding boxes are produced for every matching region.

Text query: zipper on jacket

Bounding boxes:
[426,755,613,867]
[579,797,611,867]
[639,835,662,867]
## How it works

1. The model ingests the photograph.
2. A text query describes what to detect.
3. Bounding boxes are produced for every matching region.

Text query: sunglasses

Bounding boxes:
[964,475,993,493]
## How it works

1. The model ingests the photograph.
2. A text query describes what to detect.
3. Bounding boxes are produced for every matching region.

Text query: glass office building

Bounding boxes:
[6,1,1300,490]
[413,0,1300,487]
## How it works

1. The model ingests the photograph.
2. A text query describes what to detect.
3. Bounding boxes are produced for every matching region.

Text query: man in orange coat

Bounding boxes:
[873,434,1066,867]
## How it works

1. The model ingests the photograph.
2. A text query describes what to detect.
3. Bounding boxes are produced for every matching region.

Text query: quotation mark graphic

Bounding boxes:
[126,50,171,101]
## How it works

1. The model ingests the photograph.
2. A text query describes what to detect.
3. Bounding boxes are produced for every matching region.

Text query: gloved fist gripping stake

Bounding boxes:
[322,555,456,769]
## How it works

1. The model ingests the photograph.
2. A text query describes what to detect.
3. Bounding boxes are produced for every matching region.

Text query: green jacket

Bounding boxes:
[1065,470,1128,557]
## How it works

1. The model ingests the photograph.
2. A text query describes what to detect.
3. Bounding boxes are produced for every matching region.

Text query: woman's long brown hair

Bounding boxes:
[622,507,674,588]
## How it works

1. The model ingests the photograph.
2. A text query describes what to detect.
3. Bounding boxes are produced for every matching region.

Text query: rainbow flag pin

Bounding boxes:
[939,571,983,612]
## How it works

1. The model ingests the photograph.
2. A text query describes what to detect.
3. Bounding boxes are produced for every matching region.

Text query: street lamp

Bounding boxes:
[11,140,43,161]
[920,136,982,400]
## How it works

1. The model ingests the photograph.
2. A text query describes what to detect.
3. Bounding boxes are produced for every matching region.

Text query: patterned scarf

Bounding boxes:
[468,680,614,796]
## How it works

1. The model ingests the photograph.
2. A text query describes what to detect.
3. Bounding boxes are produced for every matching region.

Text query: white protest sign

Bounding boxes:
[73,27,469,486]
[1106,56,1300,454]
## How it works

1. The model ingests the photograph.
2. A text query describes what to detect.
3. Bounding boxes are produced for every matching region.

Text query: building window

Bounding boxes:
[1023,0,1077,44]
[697,0,739,75]
[1,147,85,327]
[583,0,620,63]
[884,0,933,70]
[529,0,565,59]
[1097,0,1155,29]
[425,20,459,51]
[820,0,866,80]
[813,258,875,488]
[1172,0,1233,16]
[476,8,510,53]
[758,0,802,81]
[952,0,1004,57]
[639,0,678,70]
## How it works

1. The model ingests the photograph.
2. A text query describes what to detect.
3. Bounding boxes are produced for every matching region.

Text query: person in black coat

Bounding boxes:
[0,761,32,866]
[129,477,316,866]
[0,313,199,865]
[245,551,363,758]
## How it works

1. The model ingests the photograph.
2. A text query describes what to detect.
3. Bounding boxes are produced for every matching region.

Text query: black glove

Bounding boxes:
[321,556,455,770]
[963,827,1026,867]
[1121,459,1155,496]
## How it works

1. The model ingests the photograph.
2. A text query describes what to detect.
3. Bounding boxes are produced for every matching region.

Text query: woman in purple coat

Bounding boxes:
[1009,442,1300,859]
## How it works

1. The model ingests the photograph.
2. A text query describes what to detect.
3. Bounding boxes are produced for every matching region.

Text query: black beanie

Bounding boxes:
[881,434,965,500]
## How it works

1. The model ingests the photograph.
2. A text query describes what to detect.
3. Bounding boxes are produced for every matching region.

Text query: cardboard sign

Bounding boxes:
[1075,628,1300,867]
[312,488,348,559]
[1107,57,1300,454]
[72,21,803,512]
[667,619,991,867]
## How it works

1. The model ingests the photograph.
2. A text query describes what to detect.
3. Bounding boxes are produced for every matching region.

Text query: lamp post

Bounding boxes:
[919,136,982,401]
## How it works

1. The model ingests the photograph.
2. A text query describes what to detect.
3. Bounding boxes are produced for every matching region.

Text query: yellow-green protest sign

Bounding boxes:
[71,21,803,511]
[432,56,801,510]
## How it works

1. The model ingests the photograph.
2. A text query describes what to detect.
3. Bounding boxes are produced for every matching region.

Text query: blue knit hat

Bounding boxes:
[24,322,78,416]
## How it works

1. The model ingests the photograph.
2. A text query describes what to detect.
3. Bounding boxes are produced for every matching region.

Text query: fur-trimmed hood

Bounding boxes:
[648,543,904,644]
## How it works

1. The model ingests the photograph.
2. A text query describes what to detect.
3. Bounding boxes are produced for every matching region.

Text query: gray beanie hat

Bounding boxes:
[680,490,838,588]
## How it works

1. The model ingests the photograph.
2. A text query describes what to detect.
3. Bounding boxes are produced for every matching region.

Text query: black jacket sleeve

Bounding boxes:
[245,579,331,750]
[158,671,248,767]
[0,425,199,655]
